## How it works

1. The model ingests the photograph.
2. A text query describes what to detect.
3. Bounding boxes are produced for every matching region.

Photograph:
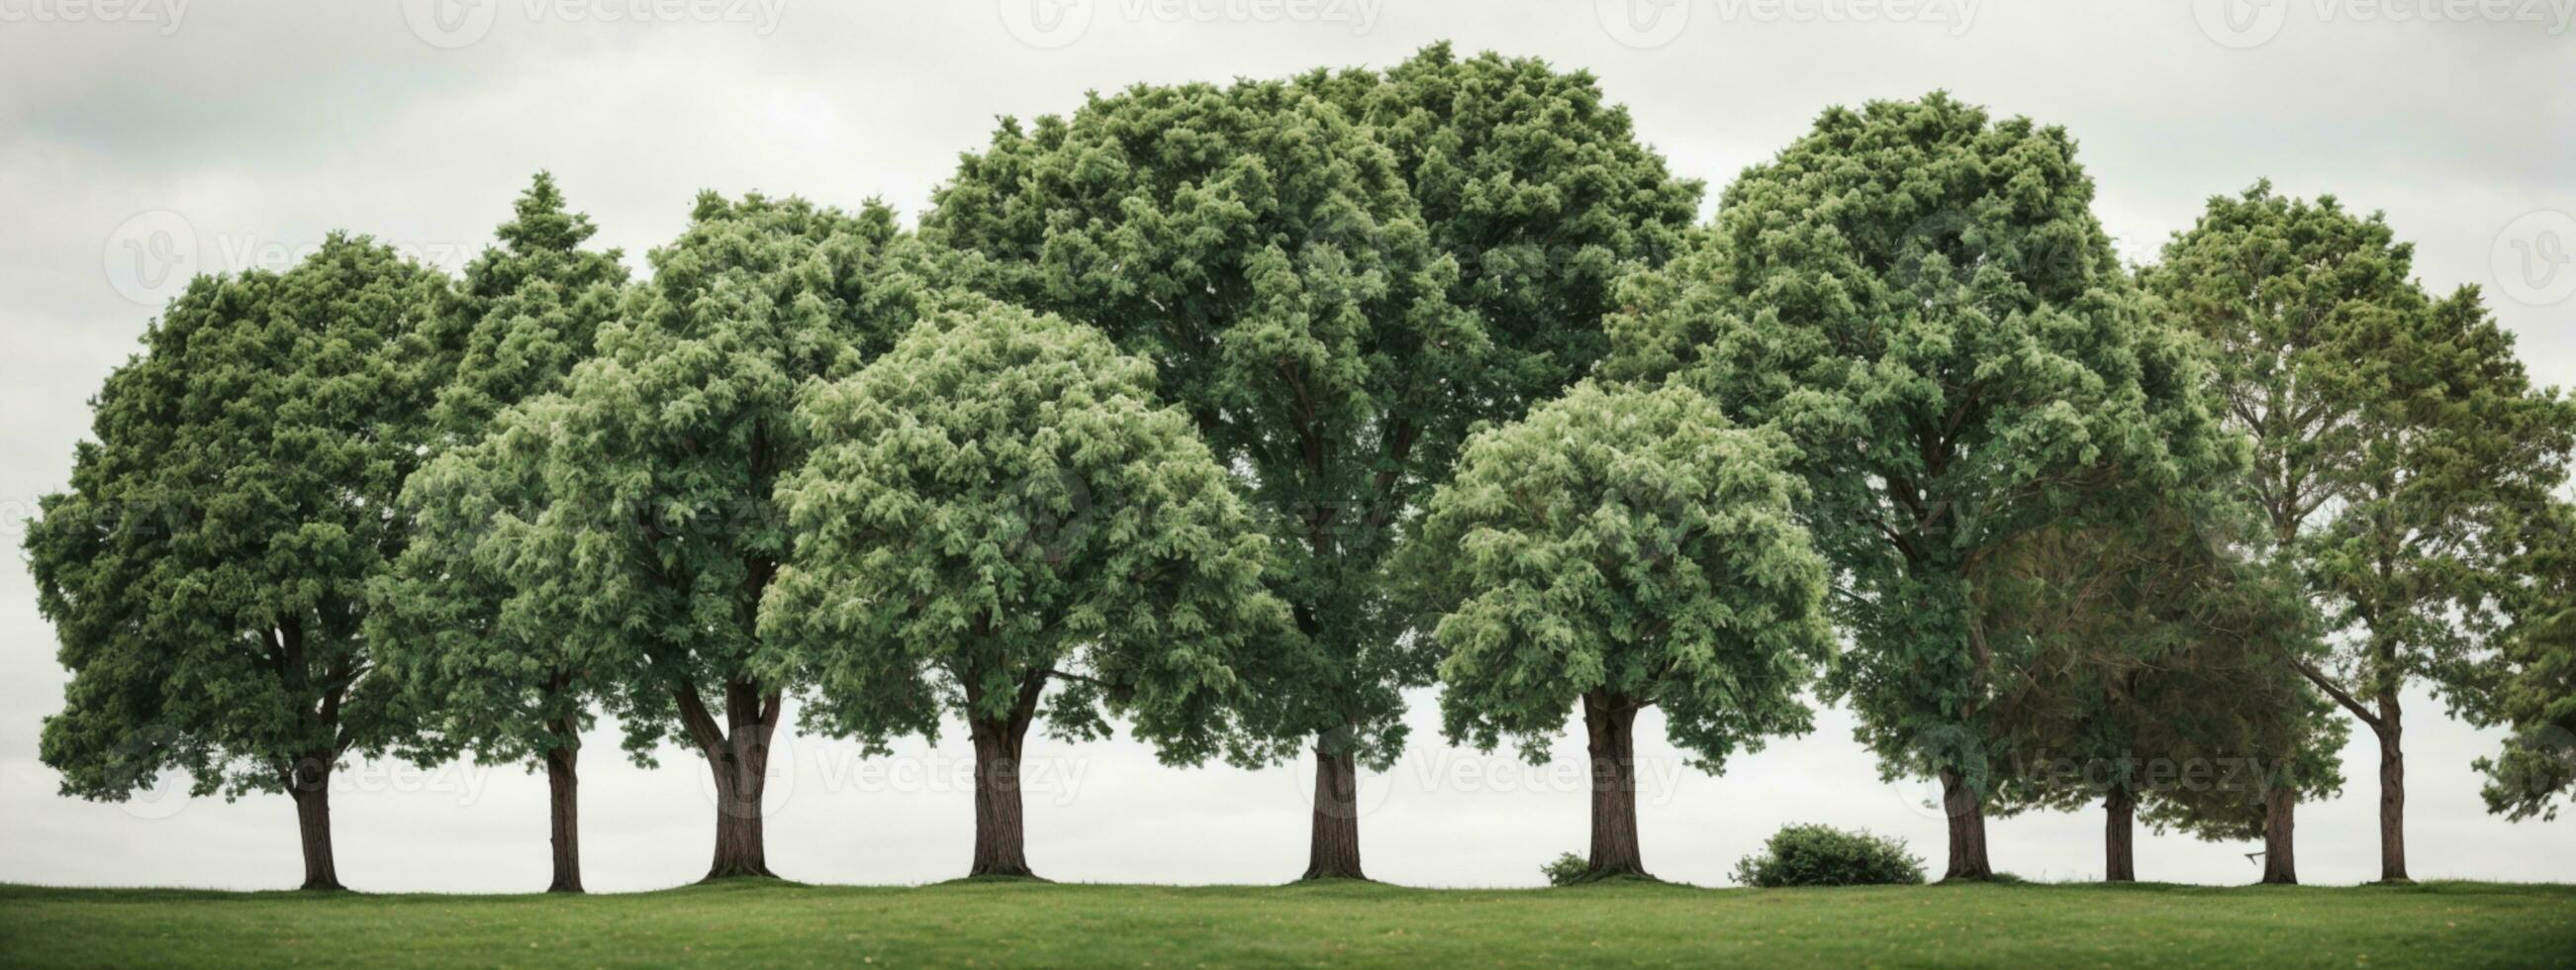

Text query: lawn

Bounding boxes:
[2,878,2571,967]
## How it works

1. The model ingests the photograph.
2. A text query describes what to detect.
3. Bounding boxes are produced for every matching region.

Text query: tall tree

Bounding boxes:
[1607,93,2235,880]
[370,174,629,893]
[453,192,928,880]
[2144,184,2576,881]
[29,237,451,890]
[1984,503,2341,883]
[1401,382,1831,881]
[757,304,1287,879]
[926,47,1698,879]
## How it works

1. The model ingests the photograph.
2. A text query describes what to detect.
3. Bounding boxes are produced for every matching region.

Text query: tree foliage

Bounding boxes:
[758,303,1287,761]
[372,173,631,771]
[1405,382,1830,766]
[1606,94,2234,877]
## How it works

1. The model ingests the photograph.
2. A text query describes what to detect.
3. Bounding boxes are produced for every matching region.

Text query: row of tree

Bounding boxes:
[30,46,2575,893]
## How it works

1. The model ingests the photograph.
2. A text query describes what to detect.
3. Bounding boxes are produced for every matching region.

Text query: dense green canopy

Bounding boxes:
[29,236,452,889]
[1608,92,2235,879]
[1408,381,1830,765]
[2144,183,2576,879]
[440,191,933,879]
[758,305,1286,876]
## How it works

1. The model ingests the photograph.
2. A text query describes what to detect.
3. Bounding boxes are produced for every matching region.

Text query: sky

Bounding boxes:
[1,0,2571,892]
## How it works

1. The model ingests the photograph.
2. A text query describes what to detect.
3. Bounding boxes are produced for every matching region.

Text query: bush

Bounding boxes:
[1731,824,1925,887]
[1541,852,1589,887]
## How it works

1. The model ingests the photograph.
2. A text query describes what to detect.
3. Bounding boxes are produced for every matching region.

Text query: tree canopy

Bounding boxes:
[442,191,933,879]
[758,303,1287,877]
[1403,381,1831,879]
[923,45,1700,879]
[1607,92,2236,879]
[368,174,631,892]
[29,236,452,889]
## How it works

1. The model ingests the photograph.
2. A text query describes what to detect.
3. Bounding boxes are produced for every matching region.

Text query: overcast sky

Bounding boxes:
[2,1,2571,892]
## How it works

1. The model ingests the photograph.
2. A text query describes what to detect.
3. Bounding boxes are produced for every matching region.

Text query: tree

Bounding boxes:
[458,192,929,880]
[2144,184,2576,881]
[757,304,1287,879]
[1401,382,1831,881]
[2458,501,2576,822]
[925,47,1698,879]
[1606,93,2235,880]
[369,174,629,893]
[1983,502,2342,883]
[29,237,451,890]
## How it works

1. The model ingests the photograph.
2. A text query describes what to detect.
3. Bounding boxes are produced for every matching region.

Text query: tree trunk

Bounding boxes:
[2375,693,2409,883]
[2261,784,2298,885]
[968,714,1036,878]
[696,684,779,881]
[543,727,583,894]
[289,757,341,891]
[1301,743,1367,880]
[2103,787,2136,883]
[1939,768,1993,881]
[1582,693,1647,880]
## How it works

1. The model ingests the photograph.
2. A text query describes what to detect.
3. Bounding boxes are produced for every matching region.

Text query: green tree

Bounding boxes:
[369,174,629,893]
[1983,503,2342,883]
[757,305,1286,879]
[2144,184,2576,881]
[925,47,1697,879]
[453,192,928,880]
[1607,93,2235,880]
[2458,502,2576,822]
[1402,382,1831,881]
[29,237,451,890]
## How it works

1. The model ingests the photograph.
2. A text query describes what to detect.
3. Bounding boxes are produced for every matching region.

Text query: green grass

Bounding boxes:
[4,879,2572,967]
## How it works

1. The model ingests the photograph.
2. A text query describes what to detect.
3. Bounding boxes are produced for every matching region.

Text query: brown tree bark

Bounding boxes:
[968,672,1048,879]
[682,682,781,881]
[543,721,583,894]
[1939,768,1993,881]
[1301,743,1366,881]
[288,756,341,891]
[2261,784,2298,885]
[2375,692,2409,883]
[1582,693,1648,880]
[2103,787,2136,883]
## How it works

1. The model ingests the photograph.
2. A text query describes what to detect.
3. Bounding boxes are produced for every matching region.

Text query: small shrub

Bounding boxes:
[1732,824,1925,888]
[1541,852,1589,887]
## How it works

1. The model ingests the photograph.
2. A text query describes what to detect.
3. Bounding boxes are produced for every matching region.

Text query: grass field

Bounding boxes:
[3,878,2572,967]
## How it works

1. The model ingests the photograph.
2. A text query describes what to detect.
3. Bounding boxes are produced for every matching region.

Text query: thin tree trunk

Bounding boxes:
[2103,787,2136,883]
[2375,693,2408,883]
[289,756,341,891]
[1939,768,1993,881]
[544,722,583,894]
[1301,743,1366,881]
[1582,693,1647,880]
[2261,784,2298,885]
[966,672,1048,880]
[692,684,779,881]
